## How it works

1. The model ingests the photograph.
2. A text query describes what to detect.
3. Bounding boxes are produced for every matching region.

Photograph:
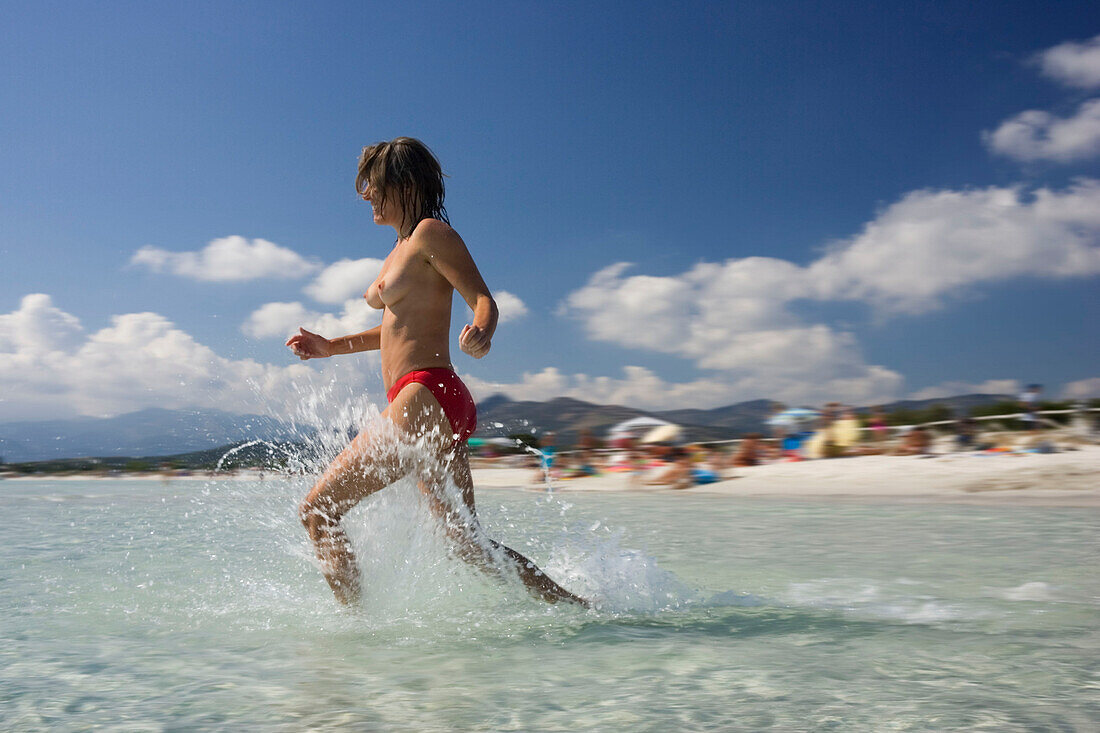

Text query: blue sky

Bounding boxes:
[2,1,1099,420]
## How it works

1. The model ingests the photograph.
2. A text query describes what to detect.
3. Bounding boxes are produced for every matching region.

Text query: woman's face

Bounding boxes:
[362,181,404,229]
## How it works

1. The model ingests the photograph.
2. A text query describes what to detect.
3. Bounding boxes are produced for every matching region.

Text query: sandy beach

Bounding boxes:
[473,444,1100,507]
[6,443,1097,507]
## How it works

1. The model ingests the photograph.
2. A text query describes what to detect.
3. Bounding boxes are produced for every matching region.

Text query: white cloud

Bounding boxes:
[809,180,1100,312]
[464,364,901,412]
[1035,34,1100,89]
[1062,377,1100,400]
[242,302,315,339]
[464,366,736,411]
[554,254,921,406]
[983,98,1100,163]
[0,294,380,421]
[493,290,529,323]
[131,236,319,281]
[303,257,384,304]
[983,35,1100,164]
[0,293,84,355]
[908,379,1021,401]
[462,289,529,325]
[554,180,1100,408]
[244,255,386,340]
[243,298,380,340]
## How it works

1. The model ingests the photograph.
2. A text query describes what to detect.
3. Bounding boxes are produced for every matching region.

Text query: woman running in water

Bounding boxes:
[287,137,585,607]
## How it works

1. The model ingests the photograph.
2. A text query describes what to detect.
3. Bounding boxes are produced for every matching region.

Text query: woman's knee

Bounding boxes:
[298,490,345,533]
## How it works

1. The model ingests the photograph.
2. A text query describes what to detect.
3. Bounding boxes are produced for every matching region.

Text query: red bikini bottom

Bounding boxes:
[386,368,478,444]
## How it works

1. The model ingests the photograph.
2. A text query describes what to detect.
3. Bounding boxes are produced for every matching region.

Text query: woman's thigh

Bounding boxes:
[301,404,408,515]
[303,383,475,518]
[387,383,478,517]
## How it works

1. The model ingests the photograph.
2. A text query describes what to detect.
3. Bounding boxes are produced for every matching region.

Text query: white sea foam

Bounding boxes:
[784,578,973,624]
[1001,581,1056,602]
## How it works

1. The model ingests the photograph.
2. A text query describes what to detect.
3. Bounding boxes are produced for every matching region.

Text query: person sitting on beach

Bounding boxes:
[688,446,721,487]
[804,403,840,459]
[955,416,978,451]
[768,402,788,459]
[562,454,599,479]
[832,408,862,454]
[857,407,888,455]
[643,445,720,490]
[732,433,762,467]
[287,137,584,607]
[571,428,601,477]
[1019,384,1043,434]
[869,407,889,443]
[891,426,932,456]
[642,446,686,487]
[606,435,642,473]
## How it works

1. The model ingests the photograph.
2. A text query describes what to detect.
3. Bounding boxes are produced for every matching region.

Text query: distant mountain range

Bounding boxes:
[474,395,776,446]
[0,408,296,463]
[0,394,1013,462]
[475,393,1012,447]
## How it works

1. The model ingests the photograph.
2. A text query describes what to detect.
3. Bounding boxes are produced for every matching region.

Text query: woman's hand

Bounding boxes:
[285,327,333,360]
[459,324,491,359]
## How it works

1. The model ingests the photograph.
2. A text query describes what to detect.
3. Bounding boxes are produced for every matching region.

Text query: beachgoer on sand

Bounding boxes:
[732,433,762,467]
[892,426,931,456]
[1019,384,1042,433]
[533,431,558,481]
[955,416,979,450]
[832,407,862,453]
[768,402,787,459]
[287,137,585,607]
[869,407,888,443]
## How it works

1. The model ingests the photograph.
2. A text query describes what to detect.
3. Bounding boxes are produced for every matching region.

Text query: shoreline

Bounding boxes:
[4,446,1097,508]
[472,444,1100,507]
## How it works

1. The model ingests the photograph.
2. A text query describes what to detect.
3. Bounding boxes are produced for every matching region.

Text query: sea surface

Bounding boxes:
[2,476,1099,731]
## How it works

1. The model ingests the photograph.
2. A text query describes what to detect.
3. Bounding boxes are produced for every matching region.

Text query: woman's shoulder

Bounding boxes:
[412,217,456,239]
[411,218,466,255]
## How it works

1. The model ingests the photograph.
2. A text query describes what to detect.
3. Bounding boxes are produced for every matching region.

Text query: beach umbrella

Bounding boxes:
[766,407,821,427]
[608,416,673,439]
[640,423,682,444]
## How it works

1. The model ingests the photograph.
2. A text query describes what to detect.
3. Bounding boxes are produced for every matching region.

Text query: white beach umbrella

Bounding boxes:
[607,416,673,439]
[640,423,682,444]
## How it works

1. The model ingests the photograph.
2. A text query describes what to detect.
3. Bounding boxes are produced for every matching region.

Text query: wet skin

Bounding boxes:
[286,186,586,607]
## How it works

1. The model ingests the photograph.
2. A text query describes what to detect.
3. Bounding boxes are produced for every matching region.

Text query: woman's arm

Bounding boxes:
[419,220,498,359]
[328,325,382,355]
[286,325,381,360]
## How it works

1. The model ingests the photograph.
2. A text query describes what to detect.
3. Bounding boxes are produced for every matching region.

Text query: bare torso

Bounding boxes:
[366,221,457,391]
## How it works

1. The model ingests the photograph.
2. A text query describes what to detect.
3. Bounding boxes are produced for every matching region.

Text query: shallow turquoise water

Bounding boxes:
[2,477,1099,730]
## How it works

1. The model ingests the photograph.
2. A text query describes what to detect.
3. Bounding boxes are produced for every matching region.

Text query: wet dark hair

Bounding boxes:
[356,137,449,239]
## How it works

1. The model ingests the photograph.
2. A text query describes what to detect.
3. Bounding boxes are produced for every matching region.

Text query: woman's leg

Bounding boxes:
[299,412,405,604]
[438,443,587,605]
[393,383,588,606]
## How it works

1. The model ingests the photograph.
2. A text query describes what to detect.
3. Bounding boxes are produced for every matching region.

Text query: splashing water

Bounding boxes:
[192,378,698,623]
[519,441,555,493]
